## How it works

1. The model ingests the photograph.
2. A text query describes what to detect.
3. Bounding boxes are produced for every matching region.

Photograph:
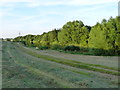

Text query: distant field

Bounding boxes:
[2,41,119,88]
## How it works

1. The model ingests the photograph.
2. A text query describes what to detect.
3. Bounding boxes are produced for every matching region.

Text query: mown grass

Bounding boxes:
[16,43,120,76]
[4,42,96,88]
[14,44,92,78]
[14,61,76,88]
[2,42,77,88]
[12,44,118,88]
[59,50,93,55]
[2,42,119,88]
[19,43,119,71]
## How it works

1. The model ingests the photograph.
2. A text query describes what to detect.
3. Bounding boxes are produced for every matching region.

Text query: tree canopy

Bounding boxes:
[13,16,120,55]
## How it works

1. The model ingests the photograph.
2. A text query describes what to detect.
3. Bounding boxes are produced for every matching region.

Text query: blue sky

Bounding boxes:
[0,0,119,38]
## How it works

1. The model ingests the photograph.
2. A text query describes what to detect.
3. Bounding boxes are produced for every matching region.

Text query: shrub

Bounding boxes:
[39,46,49,50]
[89,48,116,56]
[50,44,63,50]
[80,47,89,52]
[89,48,104,56]
[64,45,80,51]
[116,50,120,56]
[20,41,26,46]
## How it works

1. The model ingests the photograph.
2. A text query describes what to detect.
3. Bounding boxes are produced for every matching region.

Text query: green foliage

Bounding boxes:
[88,16,120,55]
[58,20,90,47]
[88,23,109,49]
[89,48,117,56]
[64,45,80,51]
[13,16,120,56]
[50,44,63,50]
[6,38,11,41]
[48,29,59,43]
[39,46,49,50]
[20,41,26,46]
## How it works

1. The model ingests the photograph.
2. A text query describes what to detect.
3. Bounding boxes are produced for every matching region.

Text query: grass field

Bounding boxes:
[2,41,119,88]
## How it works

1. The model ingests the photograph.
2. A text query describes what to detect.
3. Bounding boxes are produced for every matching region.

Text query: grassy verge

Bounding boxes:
[16,43,120,76]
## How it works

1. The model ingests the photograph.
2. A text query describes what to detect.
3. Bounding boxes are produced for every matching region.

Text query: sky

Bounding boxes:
[0,0,119,38]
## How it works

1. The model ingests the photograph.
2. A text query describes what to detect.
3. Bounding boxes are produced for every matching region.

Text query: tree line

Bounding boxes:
[13,16,120,56]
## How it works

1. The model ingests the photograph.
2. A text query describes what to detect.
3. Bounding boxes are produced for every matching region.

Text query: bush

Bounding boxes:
[64,45,80,51]
[39,46,49,50]
[89,48,116,56]
[80,47,89,52]
[116,50,120,56]
[20,41,26,46]
[50,44,63,50]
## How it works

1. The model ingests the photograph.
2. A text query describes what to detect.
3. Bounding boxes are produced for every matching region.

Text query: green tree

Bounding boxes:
[88,23,109,49]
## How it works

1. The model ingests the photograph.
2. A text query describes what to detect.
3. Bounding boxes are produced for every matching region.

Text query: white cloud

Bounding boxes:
[0,0,119,7]
[26,1,61,7]
[26,0,119,7]
[0,0,36,3]
[0,0,118,38]
[66,0,118,5]
[0,0,38,7]
[20,16,37,21]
